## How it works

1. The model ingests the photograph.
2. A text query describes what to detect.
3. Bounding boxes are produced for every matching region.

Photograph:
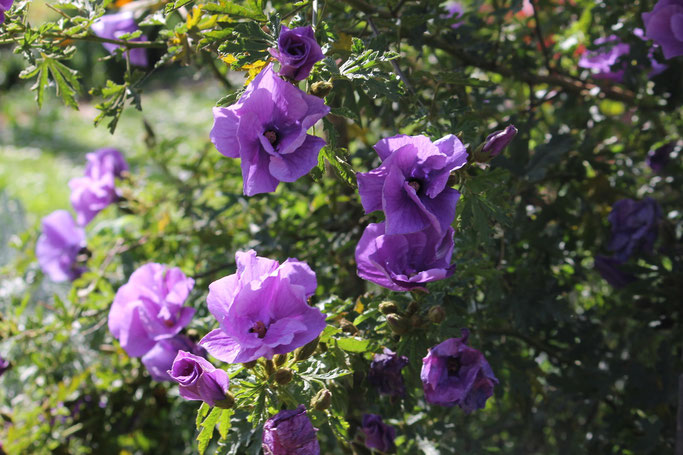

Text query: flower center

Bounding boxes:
[249,321,267,338]
[264,130,279,146]
[407,178,422,193]
[447,357,461,376]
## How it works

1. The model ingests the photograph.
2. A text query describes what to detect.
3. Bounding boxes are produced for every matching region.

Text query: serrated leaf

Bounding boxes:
[195,402,210,429]
[197,407,222,455]
[203,0,266,20]
[218,408,234,440]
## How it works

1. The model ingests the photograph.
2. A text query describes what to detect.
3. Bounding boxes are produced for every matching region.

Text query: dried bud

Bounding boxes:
[295,337,320,362]
[386,314,409,335]
[274,368,294,385]
[339,318,358,334]
[274,354,287,367]
[215,392,235,409]
[310,81,333,98]
[242,360,258,369]
[427,306,446,324]
[310,389,332,411]
[264,359,275,376]
[379,301,398,315]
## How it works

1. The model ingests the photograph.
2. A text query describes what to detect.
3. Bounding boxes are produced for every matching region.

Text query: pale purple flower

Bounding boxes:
[578,35,631,82]
[169,351,231,407]
[36,210,87,282]
[421,329,498,412]
[355,222,456,292]
[108,263,195,357]
[268,25,324,81]
[262,405,320,455]
[608,198,661,263]
[141,335,205,382]
[0,356,9,376]
[210,64,330,196]
[84,148,128,181]
[199,250,326,364]
[361,414,396,453]
[642,0,683,60]
[91,11,148,67]
[443,2,464,28]
[357,134,468,235]
[647,142,674,172]
[368,348,409,397]
[482,125,517,158]
[0,0,14,24]
[594,255,635,288]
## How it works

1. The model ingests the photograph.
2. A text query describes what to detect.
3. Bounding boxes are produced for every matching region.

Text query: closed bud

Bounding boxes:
[274,368,294,385]
[264,359,275,376]
[295,337,319,362]
[379,301,398,315]
[242,360,258,369]
[410,314,422,328]
[339,318,358,334]
[274,354,287,367]
[318,342,328,353]
[428,306,446,324]
[406,301,419,315]
[386,314,409,335]
[310,81,333,98]
[310,388,332,411]
[215,392,235,409]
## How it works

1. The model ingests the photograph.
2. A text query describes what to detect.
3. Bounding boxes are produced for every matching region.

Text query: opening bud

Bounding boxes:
[295,337,320,362]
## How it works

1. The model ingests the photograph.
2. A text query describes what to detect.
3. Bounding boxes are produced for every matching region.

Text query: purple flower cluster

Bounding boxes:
[91,11,148,67]
[262,405,320,455]
[0,0,14,24]
[642,0,683,60]
[36,210,87,282]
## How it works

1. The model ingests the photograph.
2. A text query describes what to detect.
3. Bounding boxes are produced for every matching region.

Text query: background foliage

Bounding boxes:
[0,0,681,453]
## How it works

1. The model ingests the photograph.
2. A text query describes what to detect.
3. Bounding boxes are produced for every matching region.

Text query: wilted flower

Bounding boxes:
[169,351,231,407]
[108,263,195,357]
[594,255,635,288]
[268,25,325,81]
[357,134,468,235]
[368,348,408,397]
[141,335,205,382]
[262,405,320,455]
[480,125,517,159]
[0,0,15,24]
[199,250,326,364]
[355,222,456,292]
[36,210,87,282]
[91,11,148,67]
[642,0,683,60]
[647,142,674,172]
[0,356,10,376]
[210,64,330,196]
[361,414,396,453]
[608,198,661,263]
[421,329,498,412]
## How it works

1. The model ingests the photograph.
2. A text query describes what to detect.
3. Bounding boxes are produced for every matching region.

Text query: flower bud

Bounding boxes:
[386,314,409,335]
[310,388,332,411]
[264,359,275,376]
[215,392,235,409]
[427,306,446,324]
[310,81,333,98]
[475,125,517,162]
[379,301,398,315]
[339,318,358,334]
[275,368,294,385]
[242,360,258,369]
[295,337,319,362]
[406,301,419,315]
[274,354,287,367]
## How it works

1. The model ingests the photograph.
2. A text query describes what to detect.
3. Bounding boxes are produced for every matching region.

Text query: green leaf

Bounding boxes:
[195,402,210,429]
[321,147,357,189]
[202,0,267,20]
[218,408,234,440]
[197,407,222,455]
[336,337,370,353]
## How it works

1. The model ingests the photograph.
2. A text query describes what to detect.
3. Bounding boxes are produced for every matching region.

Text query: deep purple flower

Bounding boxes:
[141,335,205,382]
[368,348,409,397]
[262,405,320,455]
[421,329,498,412]
[36,210,87,282]
[647,142,674,172]
[357,134,468,235]
[0,356,10,376]
[355,222,456,292]
[0,0,14,24]
[361,414,396,453]
[210,64,330,196]
[594,255,636,288]
[633,27,669,77]
[268,25,325,81]
[169,351,231,407]
[91,11,148,67]
[578,35,631,82]
[608,198,661,263]
[642,0,683,60]
[108,263,195,357]
[199,250,326,364]
[481,124,518,158]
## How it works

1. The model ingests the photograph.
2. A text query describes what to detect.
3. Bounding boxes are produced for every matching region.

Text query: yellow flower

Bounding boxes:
[242,60,267,84]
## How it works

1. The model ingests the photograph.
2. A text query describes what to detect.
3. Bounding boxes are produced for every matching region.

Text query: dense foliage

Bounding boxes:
[0,0,681,454]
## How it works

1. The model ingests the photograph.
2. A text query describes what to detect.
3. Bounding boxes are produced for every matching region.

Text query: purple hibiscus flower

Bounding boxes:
[262,405,320,455]
[36,210,87,282]
[594,255,636,288]
[421,329,499,412]
[199,250,326,364]
[647,142,675,172]
[368,348,409,398]
[355,222,456,292]
[108,263,195,357]
[91,11,148,67]
[268,25,325,81]
[578,35,632,82]
[357,134,468,235]
[481,125,518,159]
[608,198,661,263]
[141,335,206,382]
[0,0,14,24]
[361,414,396,453]
[84,148,128,181]
[0,356,10,376]
[210,64,330,196]
[642,0,683,60]
[169,351,232,407]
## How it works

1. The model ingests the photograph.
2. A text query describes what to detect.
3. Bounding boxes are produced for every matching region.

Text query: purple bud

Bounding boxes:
[268,25,325,81]
[262,405,320,455]
[368,348,409,398]
[36,210,87,282]
[361,414,396,453]
[169,351,231,407]
[481,124,518,158]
